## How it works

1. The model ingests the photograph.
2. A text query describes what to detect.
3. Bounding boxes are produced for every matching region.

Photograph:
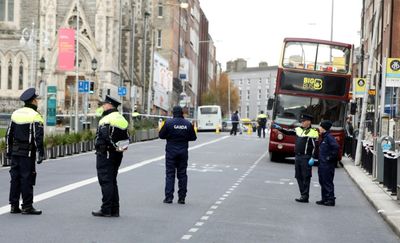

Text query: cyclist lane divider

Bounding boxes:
[0,136,230,215]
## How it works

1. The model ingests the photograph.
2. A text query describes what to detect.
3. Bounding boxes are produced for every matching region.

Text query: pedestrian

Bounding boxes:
[230,110,239,136]
[92,95,129,217]
[317,120,339,206]
[6,88,45,215]
[344,116,354,157]
[272,114,319,203]
[159,106,197,204]
[257,110,268,138]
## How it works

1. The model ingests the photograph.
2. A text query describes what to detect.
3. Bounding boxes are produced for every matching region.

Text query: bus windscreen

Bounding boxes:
[200,107,219,114]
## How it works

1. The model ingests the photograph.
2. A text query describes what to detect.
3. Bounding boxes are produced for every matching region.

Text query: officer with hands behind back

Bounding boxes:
[159,106,197,204]
[92,95,129,217]
[6,88,44,215]
[272,114,319,203]
[317,120,339,206]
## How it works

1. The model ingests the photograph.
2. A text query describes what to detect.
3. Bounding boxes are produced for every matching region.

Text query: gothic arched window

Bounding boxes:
[7,59,12,90]
[18,59,23,90]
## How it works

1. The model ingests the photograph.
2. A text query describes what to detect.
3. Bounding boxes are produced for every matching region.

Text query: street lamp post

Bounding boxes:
[39,57,46,130]
[142,11,151,113]
[75,0,81,133]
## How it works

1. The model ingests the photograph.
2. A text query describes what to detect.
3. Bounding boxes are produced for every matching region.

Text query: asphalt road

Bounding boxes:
[0,133,398,243]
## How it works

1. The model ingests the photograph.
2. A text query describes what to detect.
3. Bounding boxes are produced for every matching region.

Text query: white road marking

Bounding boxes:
[0,136,230,216]
[181,235,192,240]
[210,205,218,209]
[206,211,214,215]
[201,216,209,220]
[215,201,222,204]
[219,197,226,200]
[195,222,204,226]
[189,228,199,233]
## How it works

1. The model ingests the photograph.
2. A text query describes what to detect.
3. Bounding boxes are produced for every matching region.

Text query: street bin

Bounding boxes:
[361,140,373,174]
[376,136,395,183]
[383,150,398,195]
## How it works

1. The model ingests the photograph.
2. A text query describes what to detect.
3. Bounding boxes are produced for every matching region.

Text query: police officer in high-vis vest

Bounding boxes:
[92,95,129,217]
[6,88,45,215]
[159,106,197,204]
[273,114,318,203]
[257,110,268,138]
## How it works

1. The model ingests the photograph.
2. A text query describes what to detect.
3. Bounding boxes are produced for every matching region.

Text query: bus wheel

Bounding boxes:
[269,152,282,162]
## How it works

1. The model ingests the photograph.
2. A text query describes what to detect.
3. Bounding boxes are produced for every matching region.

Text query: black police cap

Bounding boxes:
[299,113,313,121]
[102,95,121,108]
[20,88,38,102]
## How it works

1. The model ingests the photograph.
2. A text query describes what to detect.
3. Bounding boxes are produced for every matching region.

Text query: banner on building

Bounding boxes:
[179,58,189,81]
[58,28,75,71]
[153,87,169,111]
[353,78,367,98]
[386,58,400,87]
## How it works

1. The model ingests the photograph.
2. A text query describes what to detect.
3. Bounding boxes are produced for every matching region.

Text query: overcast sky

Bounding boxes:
[200,0,362,69]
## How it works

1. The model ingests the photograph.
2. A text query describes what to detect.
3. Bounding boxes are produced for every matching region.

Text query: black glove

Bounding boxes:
[37,155,45,164]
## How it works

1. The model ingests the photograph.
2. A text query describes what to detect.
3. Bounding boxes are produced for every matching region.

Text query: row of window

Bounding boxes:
[234,78,272,85]
[240,106,269,119]
[0,54,28,91]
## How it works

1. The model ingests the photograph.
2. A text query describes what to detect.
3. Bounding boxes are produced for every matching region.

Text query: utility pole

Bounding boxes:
[355,0,382,166]
[74,0,80,133]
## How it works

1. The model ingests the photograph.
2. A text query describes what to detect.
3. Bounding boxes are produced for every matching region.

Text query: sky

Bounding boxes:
[200,0,362,70]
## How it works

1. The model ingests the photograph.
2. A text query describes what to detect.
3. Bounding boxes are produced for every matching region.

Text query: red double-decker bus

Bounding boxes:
[268,38,353,162]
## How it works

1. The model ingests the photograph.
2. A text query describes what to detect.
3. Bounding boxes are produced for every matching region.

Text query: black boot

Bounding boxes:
[21,206,42,215]
[111,208,120,217]
[316,200,326,205]
[10,205,21,214]
[323,200,335,206]
[295,197,309,203]
[177,198,185,204]
[92,209,112,217]
[163,198,173,204]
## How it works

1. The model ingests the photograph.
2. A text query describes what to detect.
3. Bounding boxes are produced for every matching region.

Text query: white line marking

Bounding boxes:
[0,136,230,215]
[223,194,229,197]
[226,191,232,194]
[210,205,218,209]
[206,211,214,215]
[215,201,222,204]
[219,197,226,200]
[189,228,199,233]
[182,235,192,240]
[201,216,209,220]
[232,185,237,188]
[233,168,238,171]
[195,222,204,226]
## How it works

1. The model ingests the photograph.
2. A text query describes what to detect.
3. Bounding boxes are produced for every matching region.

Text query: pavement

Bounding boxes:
[341,157,400,237]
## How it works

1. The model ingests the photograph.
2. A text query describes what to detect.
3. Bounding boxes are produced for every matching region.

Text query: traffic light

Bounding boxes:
[89,81,94,94]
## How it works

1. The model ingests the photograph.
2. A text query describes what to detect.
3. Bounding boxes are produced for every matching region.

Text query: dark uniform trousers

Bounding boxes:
[295,154,312,199]
[165,149,188,200]
[318,161,335,201]
[9,155,36,208]
[96,152,122,213]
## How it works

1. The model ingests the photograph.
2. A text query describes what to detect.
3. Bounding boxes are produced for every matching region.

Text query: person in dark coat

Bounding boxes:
[272,114,319,203]
[344,116,354,157]
[230,111,239,136]
[317,120,339,206]
[92,95,129,217]
[6,88,45,215]
[159,106,197,204]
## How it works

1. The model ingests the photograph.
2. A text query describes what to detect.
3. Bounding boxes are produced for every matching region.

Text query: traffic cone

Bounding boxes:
[193,121,198,134]
[247,124,252,135]
[215,125,220,134]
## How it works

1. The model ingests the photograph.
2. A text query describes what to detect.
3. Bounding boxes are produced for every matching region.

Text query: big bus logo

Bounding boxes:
[303,77,323,90]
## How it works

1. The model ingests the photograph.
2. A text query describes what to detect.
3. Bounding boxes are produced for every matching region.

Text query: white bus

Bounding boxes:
[197,105,222,131]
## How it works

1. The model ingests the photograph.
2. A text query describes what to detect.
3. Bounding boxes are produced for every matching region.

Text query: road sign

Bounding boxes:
[47,96,57,126]
[354,78,367,98]
[78,80,90,93]
[118,86,127,96]
[386,58,400,87]
[47,86,57,94]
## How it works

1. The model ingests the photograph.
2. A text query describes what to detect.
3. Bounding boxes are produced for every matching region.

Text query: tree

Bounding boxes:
[201,72,239,118]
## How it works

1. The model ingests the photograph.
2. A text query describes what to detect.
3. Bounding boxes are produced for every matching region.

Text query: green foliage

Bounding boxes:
[133,119,157,130]
[0,140,6,152]
[0,128,6,138]
[82,130,95,141]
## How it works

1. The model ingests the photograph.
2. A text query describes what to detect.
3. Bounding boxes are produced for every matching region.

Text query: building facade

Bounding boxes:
[227,60,277,120]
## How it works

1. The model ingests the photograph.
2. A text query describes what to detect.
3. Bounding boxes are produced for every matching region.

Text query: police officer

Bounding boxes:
[159,106,197,204]
[317,120,339,206]
[273,114,318,203]
[257,110,268,138]
[92,95,129,217]
[6,88,44,215]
